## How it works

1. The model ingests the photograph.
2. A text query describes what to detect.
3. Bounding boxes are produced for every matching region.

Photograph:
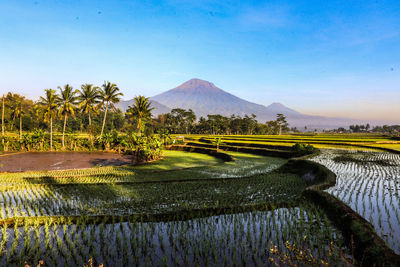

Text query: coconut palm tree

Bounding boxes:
[78,84,101,127]
[126,95,153,136]
[58,84,78,148]
[99,81,123,136]
[38,89,59,151]
[1,95,5,137]
[11,101,24,140]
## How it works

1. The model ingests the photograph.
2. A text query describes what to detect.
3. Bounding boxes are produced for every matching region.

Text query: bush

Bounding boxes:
[292,143,316,155]
[124,134,163,163]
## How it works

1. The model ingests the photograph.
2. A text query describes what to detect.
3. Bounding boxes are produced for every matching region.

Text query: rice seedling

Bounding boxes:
[1,204,348,266]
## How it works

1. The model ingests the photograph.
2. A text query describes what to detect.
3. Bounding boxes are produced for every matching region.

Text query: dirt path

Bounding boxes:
[0,152,132,172]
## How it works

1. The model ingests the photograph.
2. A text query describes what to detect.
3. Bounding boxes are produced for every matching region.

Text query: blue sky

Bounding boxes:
[0,0,399,122]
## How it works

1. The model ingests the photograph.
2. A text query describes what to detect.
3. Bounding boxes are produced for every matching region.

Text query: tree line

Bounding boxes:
[150,110,290,135]
[328,124,400,134]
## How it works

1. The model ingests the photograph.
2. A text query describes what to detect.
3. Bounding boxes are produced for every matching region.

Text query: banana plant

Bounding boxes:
[32,128,46,151]
[212,137,224,151]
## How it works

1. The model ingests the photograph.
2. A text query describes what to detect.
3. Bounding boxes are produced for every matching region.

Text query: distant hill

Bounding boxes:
[150,78,364,129]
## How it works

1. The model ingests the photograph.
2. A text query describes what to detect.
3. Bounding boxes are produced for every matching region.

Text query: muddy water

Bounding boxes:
[0,152,132,172]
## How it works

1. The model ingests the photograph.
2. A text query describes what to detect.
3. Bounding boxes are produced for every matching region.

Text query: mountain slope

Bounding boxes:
[151,78,275,118]
[150,78,364,128]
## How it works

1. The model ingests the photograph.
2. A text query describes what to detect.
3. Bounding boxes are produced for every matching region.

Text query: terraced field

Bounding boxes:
[1,133,399,265]
[179,134,400,257]
[310,150,400,254]
[0,149,353,266]
[183,133,400,152]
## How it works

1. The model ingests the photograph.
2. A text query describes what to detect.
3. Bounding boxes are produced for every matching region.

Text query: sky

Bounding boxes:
[0,0,399,123]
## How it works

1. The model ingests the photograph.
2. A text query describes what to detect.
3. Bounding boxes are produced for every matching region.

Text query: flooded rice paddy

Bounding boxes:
[0,206,348,266]
[311,150,400,254]
[0,152,132,172]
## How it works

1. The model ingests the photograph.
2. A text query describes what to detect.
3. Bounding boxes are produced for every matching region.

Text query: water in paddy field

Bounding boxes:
[0,207,348,266]
[311,150,400,254]
[0,152,132,172]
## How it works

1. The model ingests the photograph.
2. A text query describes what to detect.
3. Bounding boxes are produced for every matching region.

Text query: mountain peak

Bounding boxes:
[173,78,223,93]
[268,102,287,108]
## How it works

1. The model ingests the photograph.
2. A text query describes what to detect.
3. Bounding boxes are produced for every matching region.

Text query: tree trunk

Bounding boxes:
[2,95,4,137]
[50,116,53,151]
[100,102,109,136]
[138,118,142,136]
[62,114,67,148]
[279,125,282,135]
[19,115,22,140]
[87,113,94,144]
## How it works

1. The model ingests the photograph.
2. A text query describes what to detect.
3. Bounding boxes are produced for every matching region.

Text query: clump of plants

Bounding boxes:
[124,133,163,164]
[292,143,316,155]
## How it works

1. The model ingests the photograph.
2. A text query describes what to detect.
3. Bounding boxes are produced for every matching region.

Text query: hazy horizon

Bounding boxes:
[1,0,399,123]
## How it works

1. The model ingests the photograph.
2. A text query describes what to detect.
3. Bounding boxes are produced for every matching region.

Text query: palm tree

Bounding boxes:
[99,81,123,136]
[1,94,5,137]
[11,101,23,140]
[126,96,153,136]
[58,84,78,148]
[38,89,59,151]
[78,84,101,127]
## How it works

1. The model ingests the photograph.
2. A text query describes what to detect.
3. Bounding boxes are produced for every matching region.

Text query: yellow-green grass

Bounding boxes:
[134,150,223,171]
[192,135,395,143]
[366,143,400,152]
[183,134,399,152]
[189,138,382,151]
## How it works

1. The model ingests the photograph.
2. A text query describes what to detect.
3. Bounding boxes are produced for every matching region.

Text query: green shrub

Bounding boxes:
[292,143,316,155]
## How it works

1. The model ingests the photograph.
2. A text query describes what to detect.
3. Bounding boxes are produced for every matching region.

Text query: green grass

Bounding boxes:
[134,150,223,171]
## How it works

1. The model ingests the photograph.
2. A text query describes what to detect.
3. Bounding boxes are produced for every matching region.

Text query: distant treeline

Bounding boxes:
[1,86,397,140]
[151,109,291,135]
[329,124,400,134]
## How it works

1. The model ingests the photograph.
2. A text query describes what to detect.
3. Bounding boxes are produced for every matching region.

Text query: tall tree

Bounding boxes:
[78,84,101,127]
[276,113,289,135]
[11,101,24,140]
[38,89,59,151]
[1,95,4,137]
[99,81,123,136]
[126,95,153,135]
[184,109,196,134]
[58,84,78,148]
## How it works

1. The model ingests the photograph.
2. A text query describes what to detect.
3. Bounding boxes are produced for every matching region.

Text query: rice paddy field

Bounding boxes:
[183,133,400,152]
[0,133,399,265]
[311,150,400,254]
